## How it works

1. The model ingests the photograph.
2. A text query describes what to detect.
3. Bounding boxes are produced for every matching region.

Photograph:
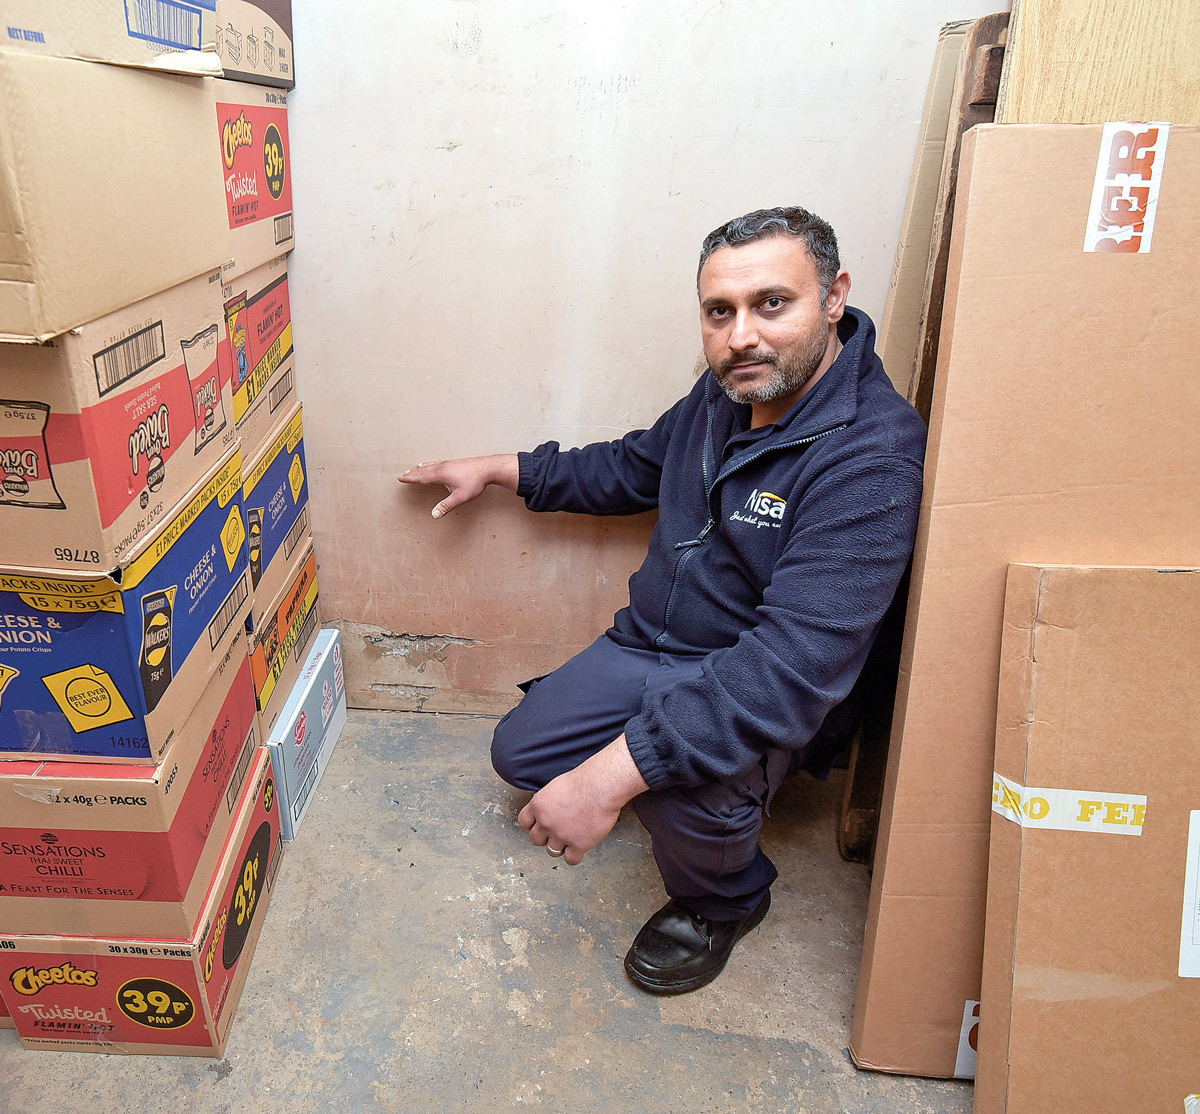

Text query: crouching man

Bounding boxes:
[400,206,926,994]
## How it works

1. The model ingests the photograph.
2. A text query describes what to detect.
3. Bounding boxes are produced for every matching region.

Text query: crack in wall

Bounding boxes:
[363,630,477,673]
[370,682,438,711]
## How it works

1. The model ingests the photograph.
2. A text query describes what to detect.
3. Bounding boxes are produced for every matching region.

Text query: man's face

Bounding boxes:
[698,236,845,411]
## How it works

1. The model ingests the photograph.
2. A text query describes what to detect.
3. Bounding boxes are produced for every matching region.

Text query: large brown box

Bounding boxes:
[851,122,1200,1077]
[977,564,1200,1113]
[0,52,230,341]
[0,2,221,75]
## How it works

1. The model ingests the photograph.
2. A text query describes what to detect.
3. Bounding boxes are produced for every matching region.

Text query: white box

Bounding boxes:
[265,627,345,840]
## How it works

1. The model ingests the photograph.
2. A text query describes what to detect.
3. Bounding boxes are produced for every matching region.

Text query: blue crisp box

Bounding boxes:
[266,627,346,840]
[242,401,309,627]
[0,445,251,762]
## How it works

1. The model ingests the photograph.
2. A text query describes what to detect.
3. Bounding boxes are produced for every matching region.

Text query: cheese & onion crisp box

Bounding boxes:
[242,401,309,627]
[0,445,250,762]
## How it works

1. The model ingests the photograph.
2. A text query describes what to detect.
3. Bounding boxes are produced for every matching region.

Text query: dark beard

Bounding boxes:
[715,326,829,406]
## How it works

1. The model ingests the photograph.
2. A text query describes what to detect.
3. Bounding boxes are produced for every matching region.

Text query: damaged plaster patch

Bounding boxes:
[364,630,477,673]
[371,682,438,711]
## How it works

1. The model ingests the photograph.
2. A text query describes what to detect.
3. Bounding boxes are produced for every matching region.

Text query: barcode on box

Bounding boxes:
[225,721,257,814]
[124,0,204,50]
[269,366,294,413]
[283,505,309,561]
[293,604,319,664]
[209,572,249,651]
[293,757,319,822]
[274,213,294,245]
[93,322,166,395]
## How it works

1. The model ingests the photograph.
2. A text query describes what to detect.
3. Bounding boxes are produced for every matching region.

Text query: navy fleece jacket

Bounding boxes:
[517,308,926,792]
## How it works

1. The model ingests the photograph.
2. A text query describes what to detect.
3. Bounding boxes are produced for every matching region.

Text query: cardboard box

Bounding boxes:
[0,53,230,342]
[0,271,236,571]
[220,256,297,459]
[0,748,281,1056]
[266,628,345,841]
[851,123,1200,1078]
[215,0,294,88]
[0,1,221,76]
[243,402,309,626]
[0,446,251,763]
[214,78,294,282]
[0,640,260,937]
[878,19,971,396]
[248,540,318,736]
[977,564,1200,1113]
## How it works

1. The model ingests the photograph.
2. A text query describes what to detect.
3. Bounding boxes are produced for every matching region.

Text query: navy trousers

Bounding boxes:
[491,634,790,920]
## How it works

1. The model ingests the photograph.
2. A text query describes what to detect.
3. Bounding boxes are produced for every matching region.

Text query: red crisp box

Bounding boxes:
[0,748,281,1056]
[215,79,294,282]
[0,640,261,938]
[0,270,235,572]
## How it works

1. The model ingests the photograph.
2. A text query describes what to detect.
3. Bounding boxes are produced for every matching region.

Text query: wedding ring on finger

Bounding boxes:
[546,844,566,858]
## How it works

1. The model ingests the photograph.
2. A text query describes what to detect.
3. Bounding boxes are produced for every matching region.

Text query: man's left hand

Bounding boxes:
[518,734,649,866]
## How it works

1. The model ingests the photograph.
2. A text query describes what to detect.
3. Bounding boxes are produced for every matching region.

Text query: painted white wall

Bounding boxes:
[286,1,1007,709]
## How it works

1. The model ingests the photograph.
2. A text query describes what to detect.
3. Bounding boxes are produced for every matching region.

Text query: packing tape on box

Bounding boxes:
[991,772,1146,835]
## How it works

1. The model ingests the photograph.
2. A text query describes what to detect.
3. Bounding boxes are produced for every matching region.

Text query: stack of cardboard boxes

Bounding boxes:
[0,1,343,1056]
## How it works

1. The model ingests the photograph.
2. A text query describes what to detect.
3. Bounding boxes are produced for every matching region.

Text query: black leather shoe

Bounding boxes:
[623,891,770,995]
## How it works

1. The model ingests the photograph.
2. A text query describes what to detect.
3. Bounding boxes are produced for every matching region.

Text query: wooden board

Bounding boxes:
[907,12,1008,423]
[877,21,972,398]
[997,0,1200,124]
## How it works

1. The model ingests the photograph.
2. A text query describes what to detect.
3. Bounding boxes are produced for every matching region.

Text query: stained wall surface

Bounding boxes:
[287,1,1007,711]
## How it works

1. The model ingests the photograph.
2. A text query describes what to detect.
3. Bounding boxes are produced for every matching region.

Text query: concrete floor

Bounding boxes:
[0,710,972,1113]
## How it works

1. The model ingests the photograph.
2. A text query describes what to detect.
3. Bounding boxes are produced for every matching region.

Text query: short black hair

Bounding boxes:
[697,206,840,298]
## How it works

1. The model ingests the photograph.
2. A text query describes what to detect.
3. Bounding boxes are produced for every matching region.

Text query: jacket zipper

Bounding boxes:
[652,415,848,648]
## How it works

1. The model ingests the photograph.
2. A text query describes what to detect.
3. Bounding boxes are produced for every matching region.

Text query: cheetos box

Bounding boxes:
[0,446,250,763]
[0,749,282,1056]
[242,402,309,627]
[0,641,260,937]
[219,256,297,460]
[0,271,234,572]
[247,540,318,737]
[215,79,294,283]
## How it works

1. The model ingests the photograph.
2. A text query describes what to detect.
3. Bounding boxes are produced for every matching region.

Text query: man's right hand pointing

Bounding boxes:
[398,454,520,518]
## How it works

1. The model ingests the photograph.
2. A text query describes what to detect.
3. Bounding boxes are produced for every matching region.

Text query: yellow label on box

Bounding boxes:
[42,665,135,732]
[288,454,304,502]
[221,505,247,572]
[234,321,293,423]
[0,663,18,708]
[0,574,125,615]
[125,449,244,591]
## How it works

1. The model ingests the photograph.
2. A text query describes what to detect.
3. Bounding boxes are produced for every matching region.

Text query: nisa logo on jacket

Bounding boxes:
[729,488,787,531]
[744,490,786,519]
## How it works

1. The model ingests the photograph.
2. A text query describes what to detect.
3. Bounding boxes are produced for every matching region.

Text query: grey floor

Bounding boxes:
[0,710,972,1113]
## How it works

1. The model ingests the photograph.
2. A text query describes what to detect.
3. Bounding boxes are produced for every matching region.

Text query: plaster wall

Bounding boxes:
[287,0,1006,711]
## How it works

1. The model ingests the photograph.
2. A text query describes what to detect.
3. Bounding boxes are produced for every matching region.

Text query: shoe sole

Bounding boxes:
[623,895,770,996]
